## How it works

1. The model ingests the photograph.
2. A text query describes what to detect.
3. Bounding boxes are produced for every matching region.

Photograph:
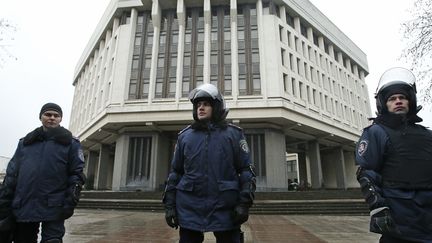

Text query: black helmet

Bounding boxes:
[188,83,228,122]
[375,67,417,115]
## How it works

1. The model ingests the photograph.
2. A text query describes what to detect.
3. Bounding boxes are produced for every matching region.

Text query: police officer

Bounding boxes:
[0,103,86,243]
[356,67,432,243]
[163,84,256,243]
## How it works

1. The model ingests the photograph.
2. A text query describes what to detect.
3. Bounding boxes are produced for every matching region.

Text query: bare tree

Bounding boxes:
[0,18,17,68]
[401,0,432,105]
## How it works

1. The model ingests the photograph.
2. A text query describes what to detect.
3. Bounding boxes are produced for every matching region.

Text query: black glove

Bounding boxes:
[370,207,400,235]
[165,207,178,229]
[62,207,75,220]
[233,205,249,225]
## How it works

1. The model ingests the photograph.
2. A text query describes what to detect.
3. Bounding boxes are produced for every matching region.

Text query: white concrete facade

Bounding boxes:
[70,0,371,191]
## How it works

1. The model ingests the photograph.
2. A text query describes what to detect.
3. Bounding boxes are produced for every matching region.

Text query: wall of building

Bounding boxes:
[71,0,370,192]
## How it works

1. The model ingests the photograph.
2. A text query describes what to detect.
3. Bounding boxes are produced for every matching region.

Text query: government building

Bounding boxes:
[70,0,372,192]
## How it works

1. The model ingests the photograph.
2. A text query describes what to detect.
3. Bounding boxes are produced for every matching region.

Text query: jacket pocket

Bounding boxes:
[217,180,239,209]
[176,179,194,192]
[383,188,414,199]
[413,191,432,206]
[47,193,64,207]
[11,198,21,209]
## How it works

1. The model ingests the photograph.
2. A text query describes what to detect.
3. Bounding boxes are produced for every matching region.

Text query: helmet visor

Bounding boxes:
[188,83,221,102]
[376,67,416,95]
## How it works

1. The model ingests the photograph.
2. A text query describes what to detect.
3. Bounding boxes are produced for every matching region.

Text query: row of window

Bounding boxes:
[71,29,118,132]
[128,5,261,100]
[266,0,369,127]
[126,133,266,186]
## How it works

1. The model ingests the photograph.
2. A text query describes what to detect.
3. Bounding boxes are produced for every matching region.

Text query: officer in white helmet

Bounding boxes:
[355,67,432,242]
[163,83,256,243]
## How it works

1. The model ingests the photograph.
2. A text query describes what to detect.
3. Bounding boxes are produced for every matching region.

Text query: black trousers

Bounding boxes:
[13,220,64,243]
[179,227,241,243]
[0,230,13,243]
[379,234,421,243]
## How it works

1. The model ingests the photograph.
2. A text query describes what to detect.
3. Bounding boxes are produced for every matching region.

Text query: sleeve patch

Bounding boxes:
[78,148,85,162]
[357,140,368,156]
[239,139,249,153]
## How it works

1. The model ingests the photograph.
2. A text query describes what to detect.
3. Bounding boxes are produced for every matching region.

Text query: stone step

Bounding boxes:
[80,189,364,201]
[77,198,369,215]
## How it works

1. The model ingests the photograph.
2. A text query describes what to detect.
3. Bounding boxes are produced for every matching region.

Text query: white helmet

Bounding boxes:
[188,83,228,121]
[375,67,417,115]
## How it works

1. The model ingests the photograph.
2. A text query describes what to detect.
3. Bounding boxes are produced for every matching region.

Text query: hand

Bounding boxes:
[165,207,178,229]
[233,205,249,225]
[62,207,74,219]
[370,207,400,235]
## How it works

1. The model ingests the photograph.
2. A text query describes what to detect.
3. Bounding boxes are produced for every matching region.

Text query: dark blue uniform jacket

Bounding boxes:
[166,123,255,232]
[3,126,85,222]
[356,123,432,242]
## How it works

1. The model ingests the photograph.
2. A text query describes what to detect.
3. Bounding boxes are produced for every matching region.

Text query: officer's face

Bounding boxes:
[196,101,213,121]
[40,110,62,129]
[386,94,409,115]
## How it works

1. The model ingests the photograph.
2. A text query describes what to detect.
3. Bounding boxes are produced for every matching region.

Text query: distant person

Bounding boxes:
[291,179,299,191]
[355,67,432,242]
[162,84,256,243]
[0,103,86,243]
[288,179,293,191]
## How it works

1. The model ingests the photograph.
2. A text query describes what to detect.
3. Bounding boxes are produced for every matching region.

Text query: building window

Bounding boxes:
[286,11,294,28]
[182,8,205,97]
[155,10,179,99]
[128,12,153,99]
[210,6,232,95]
[127,137,152,186]
[238,5,261,95]
[245,133,266,177]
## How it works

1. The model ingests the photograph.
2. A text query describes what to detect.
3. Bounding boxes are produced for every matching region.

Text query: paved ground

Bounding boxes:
[62,209,380,243]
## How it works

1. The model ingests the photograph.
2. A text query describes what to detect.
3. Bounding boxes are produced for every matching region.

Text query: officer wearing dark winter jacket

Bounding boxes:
[356,67,432,243]
[0,103,85,243]
[163,84,256,243]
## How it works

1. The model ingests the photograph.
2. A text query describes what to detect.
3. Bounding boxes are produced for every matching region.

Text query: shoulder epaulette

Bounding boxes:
[178,125,192,135]
[363,124,374,130]
[228,123,243,131]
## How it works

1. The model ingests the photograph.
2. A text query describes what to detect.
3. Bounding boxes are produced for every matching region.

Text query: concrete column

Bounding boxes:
[149,0,162,104]
[110,12,134,106]
[264,129,287,190]
[293,75,300,99]
[288,29,295,51]
[345,58,352,72]
[337,52,343,64]
[256,0,267,99]
[334,147,347,189]
[230,0,239,101]
[307,140,323,189]
[176,0,185,101]
[352,65,359,78]
[279,6,286,23]
[304,63,312,82]
[307,27,313,42]
[293,17,301,34]
[328,44,334,59]
[106,17,120,105]
[154,134,171,191]
[203,0,211,83]
[344,150,358,188]
[112,135,129,191]
[85,151,99,190]
[96,144,112,190]
[318,36,324,50]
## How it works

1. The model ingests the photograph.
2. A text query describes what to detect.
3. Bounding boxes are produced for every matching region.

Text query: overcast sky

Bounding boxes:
[0,0,431,163]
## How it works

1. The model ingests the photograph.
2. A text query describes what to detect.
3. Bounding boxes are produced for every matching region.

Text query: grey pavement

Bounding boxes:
[62,209,380,243]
